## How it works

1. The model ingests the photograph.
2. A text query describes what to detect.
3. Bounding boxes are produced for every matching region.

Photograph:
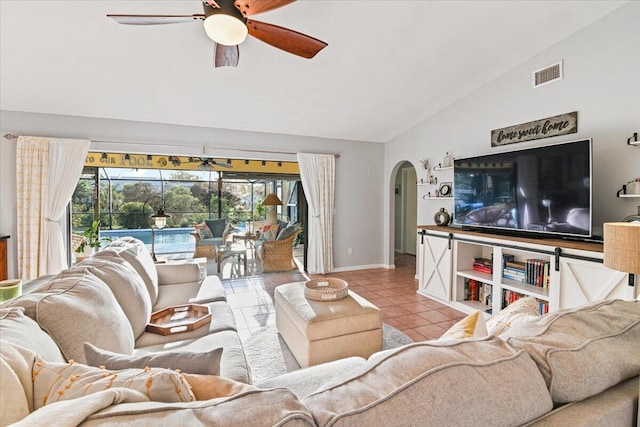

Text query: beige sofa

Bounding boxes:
[1,238,639,426]
[1,237,251,383]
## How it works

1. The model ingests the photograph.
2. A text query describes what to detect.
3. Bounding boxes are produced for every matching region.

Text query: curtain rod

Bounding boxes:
[2,133,340,158]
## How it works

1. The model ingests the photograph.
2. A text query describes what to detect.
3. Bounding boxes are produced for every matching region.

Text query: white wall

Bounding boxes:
[383,1,640,265]
[0,112,385,278]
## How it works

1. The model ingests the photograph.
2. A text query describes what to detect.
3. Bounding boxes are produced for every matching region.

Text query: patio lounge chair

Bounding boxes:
[258,229,301,272]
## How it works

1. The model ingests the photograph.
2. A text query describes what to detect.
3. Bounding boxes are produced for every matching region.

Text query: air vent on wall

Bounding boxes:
[533,61,563,88]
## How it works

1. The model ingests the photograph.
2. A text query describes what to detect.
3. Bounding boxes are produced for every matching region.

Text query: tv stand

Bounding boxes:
[458,224,597,243]
[560,235,603,244]
[417,226,636,317]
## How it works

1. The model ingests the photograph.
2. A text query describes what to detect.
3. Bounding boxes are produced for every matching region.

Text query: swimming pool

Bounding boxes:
[101,228,195,256]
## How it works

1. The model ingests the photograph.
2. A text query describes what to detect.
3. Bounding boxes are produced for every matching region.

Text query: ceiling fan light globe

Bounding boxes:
[204,14,248,46]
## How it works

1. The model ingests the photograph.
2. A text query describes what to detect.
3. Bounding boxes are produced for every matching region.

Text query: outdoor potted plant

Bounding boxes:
[75,220,111,261]
[251,203,268,233]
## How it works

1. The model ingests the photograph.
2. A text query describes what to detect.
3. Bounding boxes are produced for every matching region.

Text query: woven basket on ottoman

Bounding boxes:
[304,278,349,301]
[274,282,383,368]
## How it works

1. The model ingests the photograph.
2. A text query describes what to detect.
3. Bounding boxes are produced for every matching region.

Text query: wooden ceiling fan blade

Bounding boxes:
[107,14,205,25]
[247,20,327,59]
[214,44,240,68]
[234,0,296,18]
[201,0,221,8]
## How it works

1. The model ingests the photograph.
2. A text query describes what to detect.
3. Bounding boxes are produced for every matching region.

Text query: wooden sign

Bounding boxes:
[491,112,577,147]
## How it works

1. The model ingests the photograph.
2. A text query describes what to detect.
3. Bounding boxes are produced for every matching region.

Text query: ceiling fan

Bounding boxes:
[193,157,233,170]
[107,0,328,67]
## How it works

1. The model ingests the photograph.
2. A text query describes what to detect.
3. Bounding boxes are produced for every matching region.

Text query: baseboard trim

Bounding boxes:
[331,263,387,273]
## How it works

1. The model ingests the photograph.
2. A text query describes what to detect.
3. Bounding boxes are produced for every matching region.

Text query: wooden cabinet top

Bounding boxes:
[418,225,603,253]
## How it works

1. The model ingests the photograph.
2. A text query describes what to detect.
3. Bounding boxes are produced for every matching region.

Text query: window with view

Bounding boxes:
[71,167,300,258]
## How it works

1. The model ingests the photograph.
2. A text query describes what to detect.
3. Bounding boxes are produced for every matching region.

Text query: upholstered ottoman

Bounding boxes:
[275,282,383,367]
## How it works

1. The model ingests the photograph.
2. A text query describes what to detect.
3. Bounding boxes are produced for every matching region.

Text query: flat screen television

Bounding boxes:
[453,139,592,238]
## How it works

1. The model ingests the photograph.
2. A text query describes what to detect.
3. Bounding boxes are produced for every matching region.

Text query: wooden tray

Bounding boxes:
[146,304,211,336]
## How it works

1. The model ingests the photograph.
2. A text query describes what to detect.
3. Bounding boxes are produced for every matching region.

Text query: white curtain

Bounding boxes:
[16,137,49,279]
[16,136,90,279]
[297,153,335,274]
[44,139,91,274]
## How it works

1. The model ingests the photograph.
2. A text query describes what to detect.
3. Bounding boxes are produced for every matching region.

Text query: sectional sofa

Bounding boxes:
[1,237,639,426]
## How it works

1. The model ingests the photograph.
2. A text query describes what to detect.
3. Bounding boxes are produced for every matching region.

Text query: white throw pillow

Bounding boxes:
[438,310,488,341]
[486,296,541,336]
[32,356,195,410]
[0,352,30,424]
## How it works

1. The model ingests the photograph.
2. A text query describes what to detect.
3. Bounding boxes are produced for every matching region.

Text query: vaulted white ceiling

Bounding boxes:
[0,1,627,142]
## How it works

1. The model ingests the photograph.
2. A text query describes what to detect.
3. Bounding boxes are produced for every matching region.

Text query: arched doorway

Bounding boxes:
[393,161,417,257]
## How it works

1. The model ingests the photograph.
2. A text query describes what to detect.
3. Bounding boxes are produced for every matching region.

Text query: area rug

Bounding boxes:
[244,324,413,383]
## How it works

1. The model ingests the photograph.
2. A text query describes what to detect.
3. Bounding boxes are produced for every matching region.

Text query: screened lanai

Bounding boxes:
[71,153,303,260]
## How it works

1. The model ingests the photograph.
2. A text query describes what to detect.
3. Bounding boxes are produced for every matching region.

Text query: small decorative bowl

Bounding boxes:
[304,278,349,301]
[0,280,22,303]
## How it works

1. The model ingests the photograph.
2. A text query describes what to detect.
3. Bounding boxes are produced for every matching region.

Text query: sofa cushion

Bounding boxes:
[154,275,227,311]
[486,296,540,336]
[84,342,223,376]
[194,223,213,239]
[260,224,280,241]
[155,262,203,285]
[499,299,640,404]
[205,219,226,238]
[303,336,553,427]
[523,376,639,426]
[101,237,159,305]
[0,307,65,362]
[135,301,236,348]
[135,302,236,348]
[63,251,152,339]
[256,356,367,399]
[4,272,135,364]
[32,357,195,410]
[276,222,301,241]
[79,388,315,426]
[134,330,251,384]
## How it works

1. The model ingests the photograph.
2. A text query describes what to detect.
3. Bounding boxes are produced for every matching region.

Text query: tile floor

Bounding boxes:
[218,253,466,343]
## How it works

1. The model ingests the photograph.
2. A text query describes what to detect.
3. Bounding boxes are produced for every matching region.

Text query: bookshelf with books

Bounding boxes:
[418,225,636,318]
[496,246,552,305]
[453,240,495,315]
[448,237,555,316]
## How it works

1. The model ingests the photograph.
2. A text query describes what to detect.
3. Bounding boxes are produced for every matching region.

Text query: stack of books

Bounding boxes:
[502,258,550,288]
[464,278,492,307]
[503,260,527,282]
[472,257,492,274]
